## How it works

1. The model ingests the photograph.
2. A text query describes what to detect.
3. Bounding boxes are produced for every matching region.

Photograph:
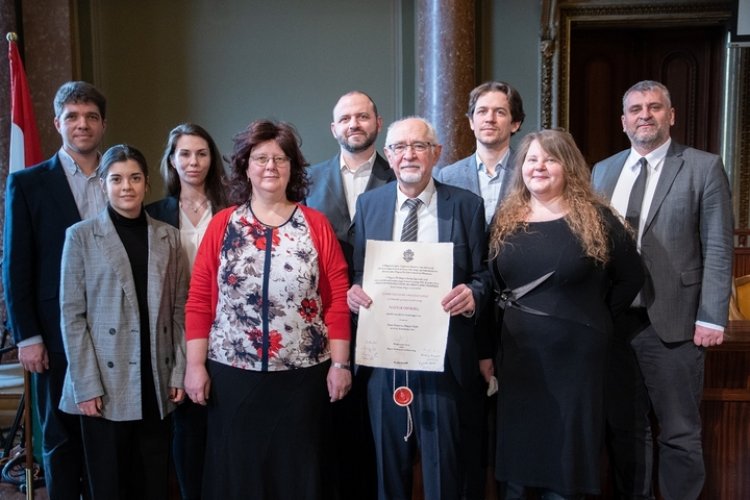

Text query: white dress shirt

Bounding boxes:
[393,179,438,243]
[340,151,376,218]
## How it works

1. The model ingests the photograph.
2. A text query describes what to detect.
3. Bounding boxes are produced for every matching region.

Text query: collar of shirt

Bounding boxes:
[474,149,510,179]
[396,177,436,210]
[339,151,376,176]
[625,138,671,174]
[58,147,101,178]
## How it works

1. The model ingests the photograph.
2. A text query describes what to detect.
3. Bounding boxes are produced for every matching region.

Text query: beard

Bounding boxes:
[627,123,668,150]
[399,170,423,184]
[337,130,377,154]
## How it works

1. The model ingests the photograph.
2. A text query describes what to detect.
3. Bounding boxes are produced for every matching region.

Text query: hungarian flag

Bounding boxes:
[8,32,42,173]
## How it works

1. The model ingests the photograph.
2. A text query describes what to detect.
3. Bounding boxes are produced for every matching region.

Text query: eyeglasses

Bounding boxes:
[250,155,291,167]
[385,142,434,155]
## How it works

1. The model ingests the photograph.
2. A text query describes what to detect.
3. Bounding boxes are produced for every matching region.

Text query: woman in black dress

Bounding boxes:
[488,129,643,499]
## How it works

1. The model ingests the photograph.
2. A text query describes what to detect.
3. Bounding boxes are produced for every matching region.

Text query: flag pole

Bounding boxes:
[22,369,33,500]
[8,30,36,500]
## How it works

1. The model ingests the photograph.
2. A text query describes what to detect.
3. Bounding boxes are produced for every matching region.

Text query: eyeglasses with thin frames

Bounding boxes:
[249,155,291,167]
[385,142,434,155]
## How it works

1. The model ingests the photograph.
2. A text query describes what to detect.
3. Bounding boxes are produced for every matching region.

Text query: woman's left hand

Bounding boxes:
[327,364,352,402]
[169,387,185,404]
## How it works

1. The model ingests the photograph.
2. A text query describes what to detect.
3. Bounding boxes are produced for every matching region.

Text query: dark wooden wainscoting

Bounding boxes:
[701,320,750,499]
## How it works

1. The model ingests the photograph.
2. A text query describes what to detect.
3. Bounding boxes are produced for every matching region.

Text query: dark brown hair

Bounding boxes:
[467,81,525,132]
[159,123,228,211]
[227,120,309,204]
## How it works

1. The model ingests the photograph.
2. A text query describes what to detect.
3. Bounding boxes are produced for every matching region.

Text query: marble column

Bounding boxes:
[416,0,476,168]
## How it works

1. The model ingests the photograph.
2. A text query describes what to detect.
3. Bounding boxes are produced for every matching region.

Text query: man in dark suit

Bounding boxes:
[591,80,733,500]
[3,81,108,499]
[348,117,489,499]
[435,80,525,498]
[305,91,395,499]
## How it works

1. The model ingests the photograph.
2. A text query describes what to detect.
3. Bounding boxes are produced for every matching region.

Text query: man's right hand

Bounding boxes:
[18,343,49,373]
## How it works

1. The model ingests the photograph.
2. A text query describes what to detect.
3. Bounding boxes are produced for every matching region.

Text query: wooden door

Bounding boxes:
[568,25,725,166]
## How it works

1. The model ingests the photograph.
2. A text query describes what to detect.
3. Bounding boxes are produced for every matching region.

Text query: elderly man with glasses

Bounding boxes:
[347,116,491,500]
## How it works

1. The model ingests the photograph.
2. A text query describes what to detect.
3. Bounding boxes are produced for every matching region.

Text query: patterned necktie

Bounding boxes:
[400,198,421,242]
[626,157,649,233]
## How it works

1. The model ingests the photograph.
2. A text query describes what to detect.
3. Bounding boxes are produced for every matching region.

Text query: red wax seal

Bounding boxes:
[393,386,414,407]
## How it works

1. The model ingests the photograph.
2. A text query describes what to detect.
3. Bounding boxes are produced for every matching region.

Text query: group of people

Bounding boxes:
[1,77,732,500]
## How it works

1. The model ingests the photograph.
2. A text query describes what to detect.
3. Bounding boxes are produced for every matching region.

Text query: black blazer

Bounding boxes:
[146,195,225,230]
[351,181,490,388]
[3,155,82,352]
[145,196,180,228]
[305,152,395,275]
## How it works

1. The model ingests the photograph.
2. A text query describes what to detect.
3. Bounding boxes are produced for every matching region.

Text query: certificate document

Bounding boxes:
[355,240,453,371]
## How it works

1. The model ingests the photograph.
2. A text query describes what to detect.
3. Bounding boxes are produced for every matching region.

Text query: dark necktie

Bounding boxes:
[400,198,421,242]
[626,157,649,233]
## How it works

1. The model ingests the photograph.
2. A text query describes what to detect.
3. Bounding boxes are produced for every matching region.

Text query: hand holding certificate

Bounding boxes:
[354,240,453,371]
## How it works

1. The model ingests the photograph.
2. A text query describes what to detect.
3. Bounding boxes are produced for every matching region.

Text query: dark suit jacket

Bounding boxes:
[145,196,180,228]
[435,151,516,359]
[591,142,733,342]
[3,155,82,353]
[145,195,225,230]
[305,153,395,273]
[351,180,490,388]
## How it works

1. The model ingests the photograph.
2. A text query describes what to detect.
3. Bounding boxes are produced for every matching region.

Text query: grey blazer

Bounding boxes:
[435,151,516,217]
[59,209,188,421]
[591,142,733,342]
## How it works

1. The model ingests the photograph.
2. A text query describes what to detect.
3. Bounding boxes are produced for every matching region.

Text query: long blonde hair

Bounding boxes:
[489,129,611,264]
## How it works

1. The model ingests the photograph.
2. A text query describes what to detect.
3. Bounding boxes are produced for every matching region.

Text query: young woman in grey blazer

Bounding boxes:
[59,144,188,500]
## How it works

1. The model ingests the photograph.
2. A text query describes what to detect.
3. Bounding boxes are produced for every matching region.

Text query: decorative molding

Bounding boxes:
[539,1,750,227]
[739,49,750,228]
[541,1,732,129]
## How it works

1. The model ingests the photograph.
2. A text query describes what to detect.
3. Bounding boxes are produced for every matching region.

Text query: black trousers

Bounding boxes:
[322,368,377,500]
[35,351,88,499]
[80,412,171,500]
[171,399,207,500]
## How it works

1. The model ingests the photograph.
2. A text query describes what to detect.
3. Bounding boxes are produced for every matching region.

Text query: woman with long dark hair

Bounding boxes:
[146,123,228,499]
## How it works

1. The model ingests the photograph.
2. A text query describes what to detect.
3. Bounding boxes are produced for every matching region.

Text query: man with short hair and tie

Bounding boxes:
[591,80,733,500]
[347,116,490,499]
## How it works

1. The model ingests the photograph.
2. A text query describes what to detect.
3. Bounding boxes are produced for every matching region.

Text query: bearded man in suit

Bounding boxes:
[591,80,733,500]
[305,90,395,499]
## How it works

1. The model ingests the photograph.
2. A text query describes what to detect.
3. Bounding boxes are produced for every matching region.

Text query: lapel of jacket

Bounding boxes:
[365,153,394,190]
[46,156,83,225]
[643,142,684,235]
[94,211,139,312]
[370,184,398,240]
[598,150,630,199]
[325,155,352,228]
[497,149,516,207]
[146,216,170,334]
[435,181,452,243]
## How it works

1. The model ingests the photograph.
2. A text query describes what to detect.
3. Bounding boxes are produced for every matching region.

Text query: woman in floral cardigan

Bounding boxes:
[184,119,351,499]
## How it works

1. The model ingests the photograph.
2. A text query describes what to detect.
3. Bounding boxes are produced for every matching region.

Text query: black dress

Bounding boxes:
[492,212,642,496]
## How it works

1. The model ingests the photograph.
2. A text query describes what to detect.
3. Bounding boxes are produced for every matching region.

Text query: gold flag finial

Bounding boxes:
[6,32,18,42]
